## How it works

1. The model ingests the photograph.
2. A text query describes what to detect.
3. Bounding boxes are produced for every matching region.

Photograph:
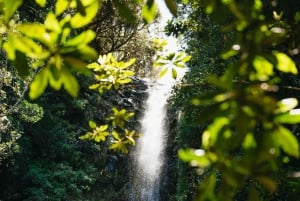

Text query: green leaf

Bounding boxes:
[152,38,168,51]
[124,130,136,146]
[55,0,69,15]
[3,0,23,23]
[60,26,72,44]
[71,0,99,28]
[173,52,191,68]
[79,133,90,140]
[98,124,108,132]
[109,141,128,153]
[221,48,239,59]
[223,170,240,188]
[18,24,53,46]
[274,98,298,114]
[110,130,129,153]
[35,0,46,7]
[178,149,211,167]
[80,124,109,142]
[242,133,257,149]
[13,51,30,78]
[89,83,99,90]
[275,126,299,158]
[153,60,169,67]
[94,125,109,142]
[117,78,132,84]
[171,68,177,79]
[159,68,168,78]
[88,120,97,129]
[3,35,16,60]
[74,45,98,60]
[275,109,300,124]
[274,51,298,74]
[252,55,273,81]
[112,130,121,140]
[46,65,79,97]
[64,30,95,46]
[94,132,109,142]
[60,68,79,97]
[180,54,191,63]
[202,117,230,148]
[45,12,61,32]
[29,68,50,99]
[164,0,177,16]
[142,0,157,23]
[5,33,48,60]
[118,58,136,69]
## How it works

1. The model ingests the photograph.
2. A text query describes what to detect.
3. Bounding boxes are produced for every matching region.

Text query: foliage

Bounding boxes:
[89,0,155,77]
[88,53,135,94]
[1,0,99,99]
[153,38,191,79]
[7,0,300,200]
[0,59,27,172]
[0,0,179,154]
[77,52,139,153]
[172,1,300,201]
[80,107,138,154]
[18,100,44,123]
[0,71,146,200]
[0,0,178,99]
[22,162,97,201]
[0,0,168,200]
[166,5,230,200]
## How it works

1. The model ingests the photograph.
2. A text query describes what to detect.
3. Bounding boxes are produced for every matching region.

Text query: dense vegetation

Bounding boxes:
[0,0,151,200]
[1,0,300,201]
[167,1,300,201]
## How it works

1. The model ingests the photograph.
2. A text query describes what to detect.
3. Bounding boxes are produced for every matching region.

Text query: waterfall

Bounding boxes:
[129,2,185,200]
[130,62,186,201]
[130,76,175,201]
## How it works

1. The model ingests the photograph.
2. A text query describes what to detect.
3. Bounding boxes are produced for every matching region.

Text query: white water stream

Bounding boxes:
[130,76,175,201]
[129,2,187,200]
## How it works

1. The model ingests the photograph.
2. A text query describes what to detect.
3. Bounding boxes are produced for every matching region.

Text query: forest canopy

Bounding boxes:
[1,0,300,201]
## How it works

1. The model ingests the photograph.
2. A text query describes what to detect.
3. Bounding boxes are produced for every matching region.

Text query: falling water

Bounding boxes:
[130,76,175,201]
[130,54,186,201]
[129,2,185,200]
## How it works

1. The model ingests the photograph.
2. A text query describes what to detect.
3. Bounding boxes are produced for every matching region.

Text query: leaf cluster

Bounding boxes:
[88,53,135,93]
[153,38,191,79]
[80,107,138,154]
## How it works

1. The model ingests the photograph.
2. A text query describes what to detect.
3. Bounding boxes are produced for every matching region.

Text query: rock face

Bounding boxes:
[121,77,149,114]
[81,75,148,127]
[109,76,149,130]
